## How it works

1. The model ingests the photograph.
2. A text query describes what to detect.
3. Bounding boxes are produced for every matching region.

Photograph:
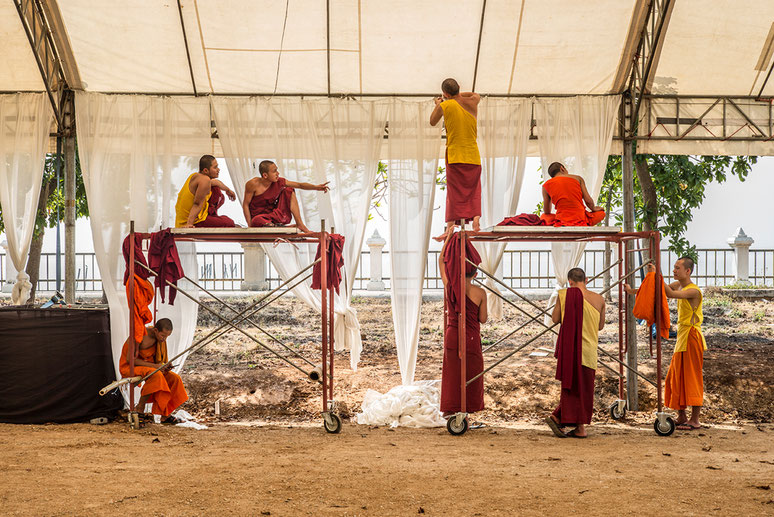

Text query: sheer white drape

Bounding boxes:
[387,99,442,384]
[474,98,532,319]
[75,92,211,385]
[212,97,388,369]
[0,93,52,304]
[535,96,620,313]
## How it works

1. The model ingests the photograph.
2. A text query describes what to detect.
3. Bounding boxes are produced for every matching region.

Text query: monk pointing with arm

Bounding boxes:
[430,78,482,241]
[175,155,237,228]
[541,162,605,227]
[243,160,329,233]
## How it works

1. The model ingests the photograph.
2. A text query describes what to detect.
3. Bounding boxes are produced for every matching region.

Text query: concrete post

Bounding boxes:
[1,240,17,293]
[366,229,386,291]
[727,227,754,284]
[241,243,269,291]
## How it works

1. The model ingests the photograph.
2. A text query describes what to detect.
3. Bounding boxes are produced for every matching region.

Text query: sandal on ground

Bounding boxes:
[469,421,487,430]
[677,423,702,430]
[161,415,183,425]
[566,429,588,439]
[545,416,567,438]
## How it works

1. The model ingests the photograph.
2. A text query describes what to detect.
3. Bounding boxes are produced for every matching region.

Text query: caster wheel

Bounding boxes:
[323,413,342,434]
[654,416,676,436]
[609,402,626,420]
[446,416,469,436]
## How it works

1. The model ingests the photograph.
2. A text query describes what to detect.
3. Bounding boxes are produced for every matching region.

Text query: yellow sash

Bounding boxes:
[558,289,599,370]
[175,172,211,227]
[675,282,706,353]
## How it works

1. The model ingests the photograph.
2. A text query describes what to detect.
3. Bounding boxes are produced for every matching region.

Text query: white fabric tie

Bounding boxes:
[11,271,32,305]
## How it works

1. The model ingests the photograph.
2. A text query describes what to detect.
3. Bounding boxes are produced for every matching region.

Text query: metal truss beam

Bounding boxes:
[13,0,67,129]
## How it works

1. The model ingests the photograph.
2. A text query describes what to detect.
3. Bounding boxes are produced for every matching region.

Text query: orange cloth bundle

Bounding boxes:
[632,271,670,339]
[126,274,154,343]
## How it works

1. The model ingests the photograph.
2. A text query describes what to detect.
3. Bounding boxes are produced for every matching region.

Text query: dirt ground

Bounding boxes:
[2,292,774,515]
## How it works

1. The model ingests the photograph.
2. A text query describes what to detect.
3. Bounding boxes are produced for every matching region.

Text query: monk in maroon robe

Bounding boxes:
[439,232,487,416]
[194,184,236,227]
[546,267,605,438]
[243,160,329,232]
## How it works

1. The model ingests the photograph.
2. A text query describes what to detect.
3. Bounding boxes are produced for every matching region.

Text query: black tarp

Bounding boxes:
[0,307,123,424]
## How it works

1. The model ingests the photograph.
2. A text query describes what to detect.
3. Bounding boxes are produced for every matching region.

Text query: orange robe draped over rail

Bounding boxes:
[552,288,599,426]
[541,176,605,227]
[665,283,706,409]
[249,178,294,227]
[119,331,188,417]
[633,271,671,339]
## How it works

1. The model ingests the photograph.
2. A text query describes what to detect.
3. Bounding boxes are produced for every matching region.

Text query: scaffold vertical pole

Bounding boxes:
[459,227,467,415]
[320,219,328,414]
[128,221,137,424]
[654,231,664,413]
[617,239,625,401]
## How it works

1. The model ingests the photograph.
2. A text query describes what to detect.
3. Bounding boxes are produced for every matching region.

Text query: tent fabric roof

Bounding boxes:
[3,0,772,97]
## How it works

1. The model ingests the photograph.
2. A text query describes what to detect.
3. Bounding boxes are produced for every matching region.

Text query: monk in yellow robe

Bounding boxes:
[430,78,482,241]
[541,162,606,226]
[546,267,605,438]
[175,155,237,228]
[119,318,188,420]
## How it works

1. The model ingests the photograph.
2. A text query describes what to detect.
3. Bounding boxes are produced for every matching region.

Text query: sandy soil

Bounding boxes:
[2,293,773,515]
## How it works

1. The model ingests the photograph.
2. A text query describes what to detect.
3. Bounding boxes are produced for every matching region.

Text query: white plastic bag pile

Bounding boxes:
[355,380,446,428]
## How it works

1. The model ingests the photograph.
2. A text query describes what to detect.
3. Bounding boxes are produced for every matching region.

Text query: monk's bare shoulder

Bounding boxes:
[585,290,605,313]
[568,174,585,184]
[469,284,486,304]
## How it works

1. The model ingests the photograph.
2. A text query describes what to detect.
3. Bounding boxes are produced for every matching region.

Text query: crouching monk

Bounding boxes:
[119,318,188,421]
[541,162,605,226]
[546,268,605,438]
[175,155,237,228]
[439,233,487,417]
[243,160,329,232]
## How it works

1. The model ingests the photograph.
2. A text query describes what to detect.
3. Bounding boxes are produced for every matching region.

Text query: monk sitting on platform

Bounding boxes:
[119,318,188,422]
[546,267,605,438]
[627,257,706,430]
[243,160,329,233]
[430,78,482,241]
[439,233,487,418]
[175,155,237,228]
[541,162,605,227]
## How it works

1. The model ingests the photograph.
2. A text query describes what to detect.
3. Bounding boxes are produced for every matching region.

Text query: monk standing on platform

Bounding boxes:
[541,162,605,227]
[628,257,706,430]
[175,155,237,228]
[439,234,487,419]
[430,78,481,241]
[547,267,605,438]
[119,318,188,422]
[243,160,329,233]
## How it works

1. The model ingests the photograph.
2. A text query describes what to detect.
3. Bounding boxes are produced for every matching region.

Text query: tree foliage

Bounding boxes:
[598,153,756,258]
[370,161,446,220]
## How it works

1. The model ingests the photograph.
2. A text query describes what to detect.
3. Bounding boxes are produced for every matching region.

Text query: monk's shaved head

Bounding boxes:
[258,160,275,176]
[441,78,460,97]
[567,267,586,283]
[199,154,216,172]
[677,256,695,275]
[155,318,173,332]
[548,162,564,178]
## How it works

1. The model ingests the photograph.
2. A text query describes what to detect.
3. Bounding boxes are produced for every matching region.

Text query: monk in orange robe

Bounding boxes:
[629,257,706,430]
[430,78,482,241]
[119,318,188,420]
[541,162,605,226]
[546,267,605,438]
[175,155,237,228]
[439,233,487,417]
[243,160,329,232]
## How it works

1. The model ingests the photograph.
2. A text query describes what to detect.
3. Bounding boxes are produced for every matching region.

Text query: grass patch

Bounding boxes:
[722,283,772,290]
[704,295,733,309]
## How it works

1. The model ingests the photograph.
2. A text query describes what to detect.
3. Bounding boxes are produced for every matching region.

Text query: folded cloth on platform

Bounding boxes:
[633,271,671,339]
[148,229,184,305]
[122,233,150,285]
[312,234,345,294]
[443,231,482,314]
[497,213,546,226]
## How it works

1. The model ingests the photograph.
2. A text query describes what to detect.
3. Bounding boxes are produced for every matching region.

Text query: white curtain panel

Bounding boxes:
[535,95,620,316]
[75,92,211,386]
[0,93,52,304]
[212,96,388,369]
[474,97,532,320]
[387,99,442,385]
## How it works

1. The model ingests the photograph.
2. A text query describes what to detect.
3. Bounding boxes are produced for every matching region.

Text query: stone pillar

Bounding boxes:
[241,243,269,291]
[727,227,754,284]
[1,240,17,293]
[366,229,386,291]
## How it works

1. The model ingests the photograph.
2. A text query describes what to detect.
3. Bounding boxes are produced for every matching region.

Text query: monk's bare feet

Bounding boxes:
[472,216,480,232]
[433,225,454,242]
[674,410,688,426]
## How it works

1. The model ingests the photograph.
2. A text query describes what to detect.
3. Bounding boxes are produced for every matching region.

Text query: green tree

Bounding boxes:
[370,161,446,220]
[598,151,756,259]
[0,150,88,302]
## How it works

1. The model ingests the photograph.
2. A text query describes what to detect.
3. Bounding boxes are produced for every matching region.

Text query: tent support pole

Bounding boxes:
[63,90,76,303]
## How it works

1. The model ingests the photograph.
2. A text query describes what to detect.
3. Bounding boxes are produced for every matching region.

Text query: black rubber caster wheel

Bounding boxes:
[324,413,342,434]
[654,416,676,436]
[609,402,626,420]
[446,416,469,436]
